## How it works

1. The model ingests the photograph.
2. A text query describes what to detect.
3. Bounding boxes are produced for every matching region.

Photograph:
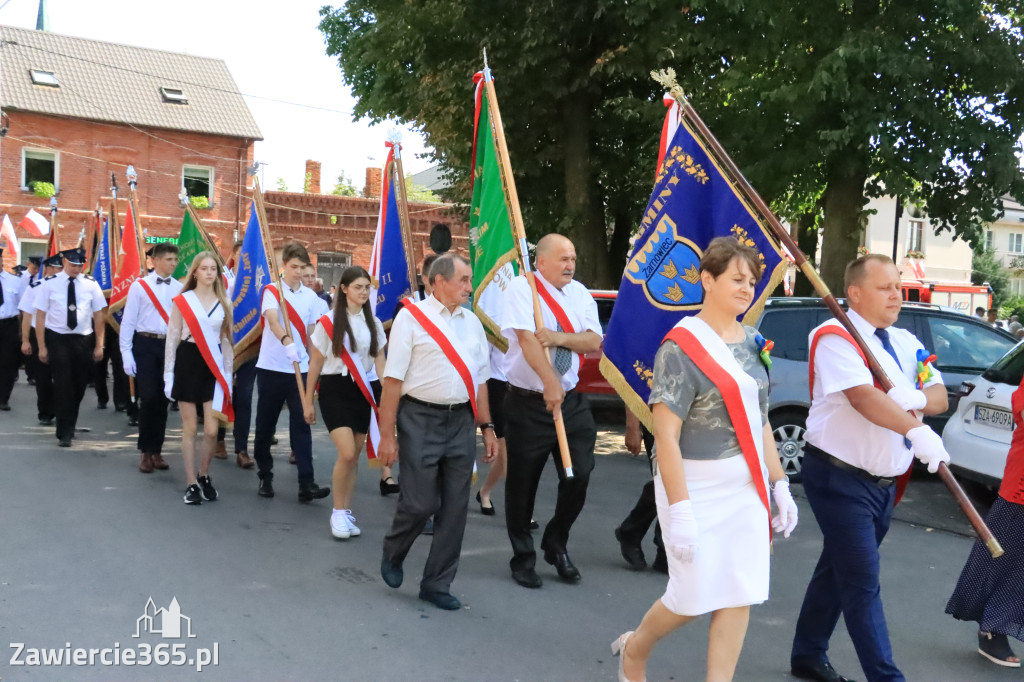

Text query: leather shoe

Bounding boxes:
[128,415,139,426]
[791,659,855,682]
[151,453,169,470]
[236,451,254,469]
[214,440,228,459]
[289,451,296,465]
[511,567,543,588]
[298,481,330,502]
[0,403,10,411]
[379,476,400,495]
[138,453,154,473]
[419,589,461,610]
[258,477,275,498]
[544,548,581,583]
[381,554,403,588]
[651,550,668,574]
[615,527,647,571]
[476,491,496,516]
[58,437,72,447]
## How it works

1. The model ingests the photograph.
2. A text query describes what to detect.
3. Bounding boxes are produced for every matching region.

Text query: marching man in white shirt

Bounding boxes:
[790,254,951,682]
[120,242,182,473]
[19,253,62,424]
[378,253,498,611]
[0,247,26,411]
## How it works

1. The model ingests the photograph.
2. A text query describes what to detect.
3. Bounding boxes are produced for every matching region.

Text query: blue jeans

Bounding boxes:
[791,448,904,682]
[232,358,257,454]
[253,369,313,483]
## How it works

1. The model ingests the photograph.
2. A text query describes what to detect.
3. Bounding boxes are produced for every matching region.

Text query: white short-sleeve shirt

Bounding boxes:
[310,310,385,377]
[256,282,319,373]
[18,280,42,328]
[0,271,24,319]
[804,308,944,477]
[500,273,602,392]
[35,271,108,335]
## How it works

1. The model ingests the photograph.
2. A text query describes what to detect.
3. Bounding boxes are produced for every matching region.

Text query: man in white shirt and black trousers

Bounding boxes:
[120,243,182,474]
[19,253,62,424]
[378,253,498,610]
[34,248,108,447]
[0,247,26,411]
[253,242,330,502]
[500,234,603,589]
[790,254,951,682]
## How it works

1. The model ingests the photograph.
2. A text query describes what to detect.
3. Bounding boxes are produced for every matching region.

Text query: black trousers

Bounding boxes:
[28,332,53,421]
[94,324,131,411]
[232,358,258,453]
[618,425,663,551]
[46,330,94,441]
[133,334,169,454]
[253,369,314,483]
[504,389,596,572]
[0,317,20,404]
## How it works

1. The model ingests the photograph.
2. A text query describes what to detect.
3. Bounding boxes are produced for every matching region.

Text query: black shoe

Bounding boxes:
[128,415,139,427]
[298,481,331,503]
[543,548,581,583]
[421,517,434,535]
[270,435,279,445]
[790,659,856,682]
[476,491,496,516]
[58,437,72,447]
[651,550,668,574]
[379,476,400,496]
[114,403,127,413]
[258,477,275,498]
[511,567,543,588]
[419,589,461,610]
[381,554,403,588]
[0,403,9,411]
[529,519,540,530]
[197,475,218,502]
[615,527,647,571]
[97,401,107,410]
[170,401,179,412]
[183,483,203,505]
[39,416,54,426]
[978,630,1021,668]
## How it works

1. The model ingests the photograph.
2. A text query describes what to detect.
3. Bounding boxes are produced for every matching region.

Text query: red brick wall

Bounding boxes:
[0,111,254,264]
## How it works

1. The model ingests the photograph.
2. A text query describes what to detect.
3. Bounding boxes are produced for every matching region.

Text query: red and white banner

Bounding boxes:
[173,291,234,422]
[1,215,19,261]
[656,93,682,177]
[110,200,142,309]
[18,209,49,237]
[318,314,381,463]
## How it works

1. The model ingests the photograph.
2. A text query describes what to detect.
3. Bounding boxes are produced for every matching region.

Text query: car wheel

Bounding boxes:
[772,409,807,483]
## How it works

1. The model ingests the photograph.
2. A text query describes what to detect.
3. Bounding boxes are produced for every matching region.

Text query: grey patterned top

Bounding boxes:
[649,325,769,462]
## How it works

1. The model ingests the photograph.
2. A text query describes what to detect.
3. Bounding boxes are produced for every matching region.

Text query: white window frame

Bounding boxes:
[906,219,924,253]
[182,165,214,205]
[985,230,994,252]
[1010,233,1024,254]
[21,147,59,193]
[18,238,47,265]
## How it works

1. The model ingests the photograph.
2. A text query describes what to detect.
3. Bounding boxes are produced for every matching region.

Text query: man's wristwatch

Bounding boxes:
[769,475,790,491]
[478,422,494,433]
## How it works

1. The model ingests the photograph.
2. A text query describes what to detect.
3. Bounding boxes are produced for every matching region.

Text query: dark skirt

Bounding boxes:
[172,342,216,405]
[318,373,381,434]
[946,496,1024,642]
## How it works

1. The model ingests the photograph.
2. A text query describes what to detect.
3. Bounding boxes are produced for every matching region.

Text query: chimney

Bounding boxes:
[304,160,321,194]
[364,167,382,199]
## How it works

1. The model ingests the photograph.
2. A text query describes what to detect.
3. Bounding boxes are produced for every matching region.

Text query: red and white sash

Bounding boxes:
[399,298,479,420]
[318,313,381,463]
[137,279,170,325]
[663,316,771,537]
[260,284,309,346]
[173,291,234,422]
[534,275,584,369]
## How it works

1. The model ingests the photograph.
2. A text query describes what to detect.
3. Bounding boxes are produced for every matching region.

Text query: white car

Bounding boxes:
[941,342,1024,487]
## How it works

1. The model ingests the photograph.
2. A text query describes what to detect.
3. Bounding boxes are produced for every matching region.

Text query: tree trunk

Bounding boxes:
[561,95,610,288]
[793,211,820,297]
[605,201,635,287]
[819,164,869,295]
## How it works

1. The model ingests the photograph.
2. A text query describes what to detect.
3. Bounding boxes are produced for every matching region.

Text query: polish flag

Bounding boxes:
[0,215,18,261]
[19,209,49,237]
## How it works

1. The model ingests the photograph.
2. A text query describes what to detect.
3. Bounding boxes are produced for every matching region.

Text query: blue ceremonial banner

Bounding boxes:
[231,203,271,365]
[92,217,113,293]
[370,151,412,324]
[599,113,786,426]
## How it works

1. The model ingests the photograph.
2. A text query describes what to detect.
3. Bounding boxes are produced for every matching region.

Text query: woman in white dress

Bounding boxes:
[304,266,386,539]
[164,252,233,506]
[612,237,799,682]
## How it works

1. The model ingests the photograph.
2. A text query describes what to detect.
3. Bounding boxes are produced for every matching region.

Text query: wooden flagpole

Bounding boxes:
[389,140,419,293]
[654,69,1001,558]
[185,202,227,270]
[251,178,307,403]
[46,197,58,255]
[482,54,574,479]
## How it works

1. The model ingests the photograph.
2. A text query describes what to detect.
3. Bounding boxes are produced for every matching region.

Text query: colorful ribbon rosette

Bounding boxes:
[916,348,937,389]
[754,333,774,370]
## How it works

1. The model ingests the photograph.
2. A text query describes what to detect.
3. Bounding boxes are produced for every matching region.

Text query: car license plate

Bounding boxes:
[974,405,1013,431]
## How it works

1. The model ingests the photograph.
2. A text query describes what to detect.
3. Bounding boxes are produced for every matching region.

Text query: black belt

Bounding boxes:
[136,331,166,340]
[805,444,896,488]
[403,395,470,412]
[508,385,576,399]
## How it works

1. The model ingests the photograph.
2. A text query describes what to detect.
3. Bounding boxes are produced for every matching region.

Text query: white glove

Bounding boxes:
[666,500,699,564]
[282,342,300,364]
[887,386,927,412]
[122,351,136,377]
[163,372,174,402]
[770,480,799,538]
[906,425,950,474]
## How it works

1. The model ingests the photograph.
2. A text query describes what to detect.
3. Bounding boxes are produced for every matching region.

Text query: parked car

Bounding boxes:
[577,290,619,402]
[941,340,1024,487]
[755,298,1017,481]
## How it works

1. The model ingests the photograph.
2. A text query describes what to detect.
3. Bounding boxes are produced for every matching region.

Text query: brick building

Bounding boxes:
[0,25,261,265]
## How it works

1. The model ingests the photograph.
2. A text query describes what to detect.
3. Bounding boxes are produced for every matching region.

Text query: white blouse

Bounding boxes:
[311,310,385,378]
[164,295,233,377]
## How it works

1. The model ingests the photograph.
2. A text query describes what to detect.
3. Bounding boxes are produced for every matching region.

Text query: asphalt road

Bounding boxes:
[0,383,1015,681]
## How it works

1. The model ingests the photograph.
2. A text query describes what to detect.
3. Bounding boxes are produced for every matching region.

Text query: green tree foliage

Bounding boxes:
[405,176,438,203]
[972,244,1010,307]
[332,172,360,197]
[275,177,288,192]
[319,1,1024,289]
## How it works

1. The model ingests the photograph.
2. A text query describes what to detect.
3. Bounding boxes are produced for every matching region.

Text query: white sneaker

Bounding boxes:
[330,511,350,539]
[344,510,361,536]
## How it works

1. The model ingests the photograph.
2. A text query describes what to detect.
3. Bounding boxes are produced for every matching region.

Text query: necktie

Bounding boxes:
[67,277,78,329]
[0,276,4,308]
[156,277,171,285]
[552,322,572,376]
[875,328,912,449]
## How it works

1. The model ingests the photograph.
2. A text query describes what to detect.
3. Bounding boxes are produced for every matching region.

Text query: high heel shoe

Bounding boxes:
[610,631,646,682]
[379,476,400,496]
[476,491,496,516]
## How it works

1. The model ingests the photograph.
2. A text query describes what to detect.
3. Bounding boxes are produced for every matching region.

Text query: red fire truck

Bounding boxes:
[901,279,993,313]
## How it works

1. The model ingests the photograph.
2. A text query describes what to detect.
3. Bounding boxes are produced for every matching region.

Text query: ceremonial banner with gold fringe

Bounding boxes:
[599,107,787,430]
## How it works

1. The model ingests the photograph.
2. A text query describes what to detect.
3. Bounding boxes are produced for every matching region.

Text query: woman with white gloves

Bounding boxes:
[612,237,798,682]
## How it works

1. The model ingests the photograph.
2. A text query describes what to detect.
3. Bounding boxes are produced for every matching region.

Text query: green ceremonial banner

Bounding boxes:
[173,209,212,280]
[469,85,518,350]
